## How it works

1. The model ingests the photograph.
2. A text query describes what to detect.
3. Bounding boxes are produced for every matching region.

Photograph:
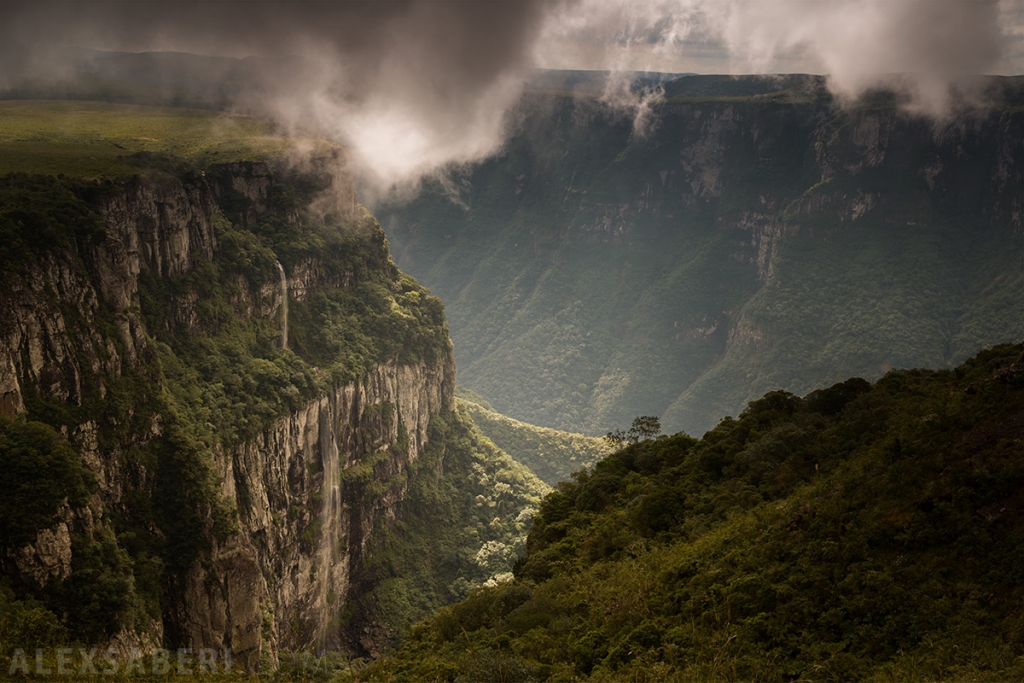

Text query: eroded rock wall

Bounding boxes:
[182,356,454,667]
[0,162,454,667]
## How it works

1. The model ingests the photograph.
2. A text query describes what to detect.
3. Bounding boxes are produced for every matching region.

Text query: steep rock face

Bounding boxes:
[1,170,224,422]
[0,163,454,665]
[181,356,454,666]
[97,174,219,280]
[381,80,1024,436]
[14,518,73,586]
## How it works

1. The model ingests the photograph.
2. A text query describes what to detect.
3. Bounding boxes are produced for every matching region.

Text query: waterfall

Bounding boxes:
[275,261,288,349]
[316,408,341,654]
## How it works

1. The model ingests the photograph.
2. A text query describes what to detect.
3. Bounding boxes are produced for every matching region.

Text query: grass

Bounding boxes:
[0,100,328,178]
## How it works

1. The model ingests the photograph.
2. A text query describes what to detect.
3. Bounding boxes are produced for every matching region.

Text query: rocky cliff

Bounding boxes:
[0,160,459,667]
[183,357,454,666]
[380,75,1024,437]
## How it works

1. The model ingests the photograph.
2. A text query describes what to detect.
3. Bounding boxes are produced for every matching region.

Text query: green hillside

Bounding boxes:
[350,344,1024,682]
[379,76,1024,438]
[0,100,318,178]
[460,399,611,486]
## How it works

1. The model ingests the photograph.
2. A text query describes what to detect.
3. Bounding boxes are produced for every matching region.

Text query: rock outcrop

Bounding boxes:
[182,356,454,667]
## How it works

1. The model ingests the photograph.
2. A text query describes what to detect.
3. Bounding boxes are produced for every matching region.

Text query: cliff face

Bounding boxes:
[380,79,1024,436]
[183,357,454,665]
[0,162,454,666]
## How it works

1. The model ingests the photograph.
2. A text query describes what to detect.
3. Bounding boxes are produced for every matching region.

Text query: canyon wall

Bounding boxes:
[380,78,1024,436]
[0,162,454,668]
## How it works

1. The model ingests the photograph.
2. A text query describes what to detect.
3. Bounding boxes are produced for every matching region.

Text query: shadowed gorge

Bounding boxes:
[380,74,1024,437]
[0,48,1021,681]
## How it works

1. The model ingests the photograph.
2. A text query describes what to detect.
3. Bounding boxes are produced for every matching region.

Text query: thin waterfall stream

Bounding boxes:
[276,260,288,349]
[316,413,341,654]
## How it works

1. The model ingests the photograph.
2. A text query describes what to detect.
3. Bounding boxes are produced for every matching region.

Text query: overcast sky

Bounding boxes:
[2,0,1021,192]
[4,0,1020,75]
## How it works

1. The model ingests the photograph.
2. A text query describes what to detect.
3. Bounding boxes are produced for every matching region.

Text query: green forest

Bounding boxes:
[349,344,1024,682]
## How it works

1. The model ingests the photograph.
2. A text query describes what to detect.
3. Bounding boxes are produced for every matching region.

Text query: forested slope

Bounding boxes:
[352,344,1024,682]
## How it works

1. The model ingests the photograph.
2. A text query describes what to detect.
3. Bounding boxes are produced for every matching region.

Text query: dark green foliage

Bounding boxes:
[290,274,448,383]
[352,345,1024,681]
[50,530,136,643]
[0,422,146,644]
[151,423,236,574]
[606,415,663,447]
[0,174,108,274]
[0,418,91,550]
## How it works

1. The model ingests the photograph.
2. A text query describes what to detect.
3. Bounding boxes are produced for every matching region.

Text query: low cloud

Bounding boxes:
[539,0,1012,116]
[0,1,545,197]
[0,0,1017,196]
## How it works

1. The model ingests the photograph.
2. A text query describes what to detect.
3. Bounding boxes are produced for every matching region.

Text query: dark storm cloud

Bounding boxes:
[0,0,551,193]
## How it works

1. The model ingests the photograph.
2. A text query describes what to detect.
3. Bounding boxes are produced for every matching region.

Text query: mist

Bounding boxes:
[0,1,546,198]
[539,0,1012,116]
[0,0,1016,196]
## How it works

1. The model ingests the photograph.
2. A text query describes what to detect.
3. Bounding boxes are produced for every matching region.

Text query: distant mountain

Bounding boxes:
[525,69,695,94]
[378,74,1024,436]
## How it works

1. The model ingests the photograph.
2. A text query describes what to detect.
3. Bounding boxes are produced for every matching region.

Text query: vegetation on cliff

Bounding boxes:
[459,399,610,486]
[0,129,452,653]
[350,344,1024,682]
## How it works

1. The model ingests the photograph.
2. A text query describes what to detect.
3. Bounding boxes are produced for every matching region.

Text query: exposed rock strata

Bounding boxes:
[0,163,454,666]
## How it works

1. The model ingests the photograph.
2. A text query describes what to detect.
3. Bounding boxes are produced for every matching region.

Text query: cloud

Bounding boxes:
[537,0,1012,116]
[0,0,1017,194]
[0,1,547,196]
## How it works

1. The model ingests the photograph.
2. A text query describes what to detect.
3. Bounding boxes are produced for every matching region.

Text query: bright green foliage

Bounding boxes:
[350,344,1024,682]
[338,404,548,656]
[460,400,611,486]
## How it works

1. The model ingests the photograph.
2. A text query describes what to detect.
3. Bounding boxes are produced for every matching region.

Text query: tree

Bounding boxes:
[605,416,662,448]
[603,428,627,449]
[627,416,661,443]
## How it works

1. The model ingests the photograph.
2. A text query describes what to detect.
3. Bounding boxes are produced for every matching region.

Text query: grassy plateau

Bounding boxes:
[0,100,318,178]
